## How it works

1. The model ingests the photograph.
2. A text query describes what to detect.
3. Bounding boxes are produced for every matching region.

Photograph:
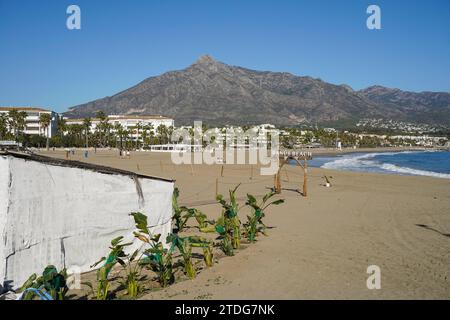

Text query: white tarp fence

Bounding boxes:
[0,154,173,290]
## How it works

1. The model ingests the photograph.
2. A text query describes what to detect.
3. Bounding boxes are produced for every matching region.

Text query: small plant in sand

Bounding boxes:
[121,248,142,299]
[216,184,242,255]
[130,212,175,287]
[186,208,216,232]
[89,236,132,300]
[172,187,190,232]
[172,188,214,233]
[189,236,214,267]
[142,236,175,287]
[19,265,68,300]
[244,192,284,242]
[167,234,196,279]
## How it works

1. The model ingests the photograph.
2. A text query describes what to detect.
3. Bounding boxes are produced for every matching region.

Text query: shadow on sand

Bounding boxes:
[415,224,450,238]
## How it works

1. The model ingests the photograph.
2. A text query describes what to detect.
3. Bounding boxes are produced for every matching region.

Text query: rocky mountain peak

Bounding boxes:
[196,54,216,64]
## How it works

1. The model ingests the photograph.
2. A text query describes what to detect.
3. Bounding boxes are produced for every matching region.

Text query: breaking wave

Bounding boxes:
[320,151,450,179]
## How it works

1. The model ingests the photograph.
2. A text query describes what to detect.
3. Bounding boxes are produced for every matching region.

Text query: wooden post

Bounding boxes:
[215,178,219,198]
[303,158,308,197]
[273,174,277,193]
[276,173,281,194]
[284,166,289,182]
[220,165,224,177]
[250,165,253,180]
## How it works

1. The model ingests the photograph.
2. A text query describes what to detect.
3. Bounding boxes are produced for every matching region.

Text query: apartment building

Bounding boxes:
[64,115,174,141]
[0,106,58,138]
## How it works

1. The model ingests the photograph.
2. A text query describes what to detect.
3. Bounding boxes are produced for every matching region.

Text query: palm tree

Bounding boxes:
[135,121,142,149]
[146,124,155,146]
[156,124,168,144]
[95,111,108,147]
[0,114,8,140]
[83,117,92,148]
[123,129,130,150]
[114,123,124,150]
[7,110,19,141]
[8,110,27,142]
[105,122,114,147]
[141,124,149,148]
[57,116,67,138]
[39,113,52,150]
[167,126,174,144]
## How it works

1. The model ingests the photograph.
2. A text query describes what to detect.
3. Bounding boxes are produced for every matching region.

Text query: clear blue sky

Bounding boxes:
[1,0,449,113]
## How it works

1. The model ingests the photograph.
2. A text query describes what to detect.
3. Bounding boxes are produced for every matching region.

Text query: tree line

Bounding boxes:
[0,110,174,150]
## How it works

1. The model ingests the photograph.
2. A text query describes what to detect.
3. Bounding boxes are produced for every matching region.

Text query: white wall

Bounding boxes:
[0,155,173,290]
[0,157,9,290]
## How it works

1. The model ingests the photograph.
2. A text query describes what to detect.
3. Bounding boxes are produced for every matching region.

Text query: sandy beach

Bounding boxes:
[38,149,450,299]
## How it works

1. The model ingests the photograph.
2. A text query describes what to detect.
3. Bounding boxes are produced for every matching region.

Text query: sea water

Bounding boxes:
[307,151,450,179]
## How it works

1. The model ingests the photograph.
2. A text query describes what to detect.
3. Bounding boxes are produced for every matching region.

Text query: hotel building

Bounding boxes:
[0,106,58,138]
[64,115,174,141]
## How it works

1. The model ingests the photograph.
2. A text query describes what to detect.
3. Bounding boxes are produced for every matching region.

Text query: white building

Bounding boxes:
[0,106,58,138]
[65,115,174,141]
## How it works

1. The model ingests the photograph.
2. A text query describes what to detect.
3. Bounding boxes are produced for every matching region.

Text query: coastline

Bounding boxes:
[293,146,430,158]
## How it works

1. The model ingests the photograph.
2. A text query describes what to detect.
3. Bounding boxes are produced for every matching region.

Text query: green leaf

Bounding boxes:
[129,249,139,262]
[130,212,149,235]
[263,192,276,204]
[270,199,285,206]
[246,194,257,205]
[91,256,106,268]
[215,224,226,235]
[151,234,161,243]
[255,209,263,219]
[111,236,124,246]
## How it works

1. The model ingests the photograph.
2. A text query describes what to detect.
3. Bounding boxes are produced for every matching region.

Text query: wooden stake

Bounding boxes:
[220,165,224,177]
[303,158,308,197]
[250,165,253,180]
[215,178,219,198]
[284,166,289,182]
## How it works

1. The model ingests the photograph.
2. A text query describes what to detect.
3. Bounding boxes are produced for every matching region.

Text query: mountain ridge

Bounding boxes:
[64,55,450,126]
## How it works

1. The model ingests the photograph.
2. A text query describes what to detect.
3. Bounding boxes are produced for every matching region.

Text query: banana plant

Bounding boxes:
[141,235,175,287]
[173,188,215,233]
[121,248,141,298]
[186,208,216,232]
[189,236,214,267]
[90,236,132,300]
[18,266,68,300]
[167,234,196,279]
[216,184,242,253]
[244,192,284,242]
[214,215,234,256]
[130,212,175,287]
[172,187,190,232]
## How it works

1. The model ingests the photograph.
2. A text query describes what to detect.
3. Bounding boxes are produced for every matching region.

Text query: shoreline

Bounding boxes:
[302,148,450,179]
[295,146,430,158]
